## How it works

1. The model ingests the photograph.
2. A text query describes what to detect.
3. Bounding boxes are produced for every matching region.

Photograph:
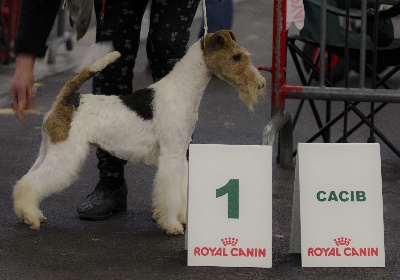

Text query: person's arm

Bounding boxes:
[11,0,60,124]
[10,54,35,124]
[14,0,61,57]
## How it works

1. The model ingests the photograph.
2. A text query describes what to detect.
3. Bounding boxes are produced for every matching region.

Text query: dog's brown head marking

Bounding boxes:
[201,30,266,111]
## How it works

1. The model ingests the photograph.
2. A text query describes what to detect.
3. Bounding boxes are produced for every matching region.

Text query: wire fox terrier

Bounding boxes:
[13,30,266,235]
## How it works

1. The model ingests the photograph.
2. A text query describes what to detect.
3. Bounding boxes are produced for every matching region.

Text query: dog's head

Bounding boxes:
[201,30,266,111]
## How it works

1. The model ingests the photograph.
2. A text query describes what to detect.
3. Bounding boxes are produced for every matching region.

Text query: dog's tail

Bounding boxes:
[44,52,121,144]
[61,51,121,96]
[88,51,121,73]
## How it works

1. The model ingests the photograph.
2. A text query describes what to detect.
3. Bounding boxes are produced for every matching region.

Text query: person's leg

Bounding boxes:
[198,0,233,38]
[77,148,129,220]
[77,0,149,219]
[146,0,200,81]
[92,0,149,94]
[147,0,199,156]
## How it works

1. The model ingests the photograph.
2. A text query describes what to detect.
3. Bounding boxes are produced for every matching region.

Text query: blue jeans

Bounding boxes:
[199,0,233,38]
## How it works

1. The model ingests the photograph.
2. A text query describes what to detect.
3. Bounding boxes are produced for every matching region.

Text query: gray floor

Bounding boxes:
[0,1,399,279]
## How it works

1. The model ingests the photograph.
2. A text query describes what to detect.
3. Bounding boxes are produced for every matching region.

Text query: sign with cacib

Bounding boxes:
[298,143,385,267]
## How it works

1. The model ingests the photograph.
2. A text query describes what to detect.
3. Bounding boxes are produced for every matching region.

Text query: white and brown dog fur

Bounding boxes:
[13,30,266,235]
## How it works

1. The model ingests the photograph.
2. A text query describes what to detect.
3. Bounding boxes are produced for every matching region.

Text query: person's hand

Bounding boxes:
[10,54,36,124]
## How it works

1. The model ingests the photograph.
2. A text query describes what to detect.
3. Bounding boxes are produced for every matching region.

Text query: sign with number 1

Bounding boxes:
[187,144,272,268]
[216,179,239,219]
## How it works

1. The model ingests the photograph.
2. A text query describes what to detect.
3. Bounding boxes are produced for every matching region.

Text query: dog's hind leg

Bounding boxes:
[152,155,187,235]
[27,129,50,175]
[13,140,89,229]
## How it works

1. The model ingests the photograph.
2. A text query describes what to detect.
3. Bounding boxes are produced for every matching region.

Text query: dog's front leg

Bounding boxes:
[152,155,186,235]
[178,159,188,226]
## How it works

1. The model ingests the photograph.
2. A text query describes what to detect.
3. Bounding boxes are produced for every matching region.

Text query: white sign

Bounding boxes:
[292,143,385,267]
[187,144,272,268]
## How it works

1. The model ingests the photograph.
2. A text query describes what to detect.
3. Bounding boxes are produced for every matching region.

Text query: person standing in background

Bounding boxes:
[199,0,233,38]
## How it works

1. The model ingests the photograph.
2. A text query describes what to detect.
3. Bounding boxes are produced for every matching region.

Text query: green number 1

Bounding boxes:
[216,179,239,219]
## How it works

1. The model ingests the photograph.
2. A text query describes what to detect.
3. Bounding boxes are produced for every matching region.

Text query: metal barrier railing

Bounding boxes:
[262,0,400,167]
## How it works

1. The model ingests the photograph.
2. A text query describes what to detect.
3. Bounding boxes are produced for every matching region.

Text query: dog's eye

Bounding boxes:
[232,53,241,62]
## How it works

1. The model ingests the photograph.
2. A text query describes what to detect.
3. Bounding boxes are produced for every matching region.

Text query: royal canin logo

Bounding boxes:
[221,237,238,246]
[334,237,351,246]
[308,237,379,257]
[193,237,267,258]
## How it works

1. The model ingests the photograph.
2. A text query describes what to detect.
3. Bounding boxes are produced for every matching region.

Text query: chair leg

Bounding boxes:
[336,102,385,142]
[292,99,304,128]
[375,65,400,89]
[367,102,376,143]
[342,101,349,143]
[325,100,331,142]
[348,103,400,157]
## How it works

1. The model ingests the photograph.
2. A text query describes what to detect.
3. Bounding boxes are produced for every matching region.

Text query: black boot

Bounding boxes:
[77,148,128,220]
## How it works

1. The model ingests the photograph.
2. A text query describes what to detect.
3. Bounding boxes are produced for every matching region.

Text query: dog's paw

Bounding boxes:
[13,180,46,229]
[152,210,184,235]
[178,211,186,225]
[17,208,46,230]
[158,220,185,235]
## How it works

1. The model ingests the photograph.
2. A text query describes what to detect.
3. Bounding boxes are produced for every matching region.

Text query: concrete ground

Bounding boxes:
[0,1,399,279]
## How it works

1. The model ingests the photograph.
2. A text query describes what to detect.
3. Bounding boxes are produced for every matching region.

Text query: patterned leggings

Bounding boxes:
[92,0,200,95]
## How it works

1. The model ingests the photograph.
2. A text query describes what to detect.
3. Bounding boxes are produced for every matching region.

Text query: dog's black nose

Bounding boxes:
[258,83,265,89]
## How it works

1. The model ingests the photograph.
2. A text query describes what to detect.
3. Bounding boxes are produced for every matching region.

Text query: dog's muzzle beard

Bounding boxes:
[202,30,266,111]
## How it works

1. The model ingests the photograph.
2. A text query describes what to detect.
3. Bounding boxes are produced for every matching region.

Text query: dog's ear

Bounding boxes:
[204,32,225,52]
[202,30,237,54]
[214,34,225,46]
[215,30,236,42]
[228,31,236,42]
